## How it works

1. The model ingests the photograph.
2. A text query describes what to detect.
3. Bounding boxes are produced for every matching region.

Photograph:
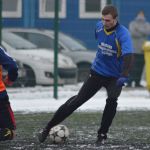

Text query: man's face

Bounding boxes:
[102,14,117,29]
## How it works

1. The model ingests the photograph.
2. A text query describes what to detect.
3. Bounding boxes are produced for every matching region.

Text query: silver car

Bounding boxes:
[6,28,96,82]
[2,30,78,86]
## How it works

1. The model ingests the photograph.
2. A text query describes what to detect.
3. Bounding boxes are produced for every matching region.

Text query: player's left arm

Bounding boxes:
[121,53,134,77]
[120,28,134,77]
[0,47,18,85]
[116,28,134,86]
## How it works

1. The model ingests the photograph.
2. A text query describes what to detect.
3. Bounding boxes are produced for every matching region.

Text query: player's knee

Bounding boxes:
[66,95,77,106]
[106,98,118,106]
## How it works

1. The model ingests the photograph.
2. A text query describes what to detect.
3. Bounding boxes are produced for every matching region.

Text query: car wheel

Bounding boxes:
[24,65,36,87]
[78,63,91,82]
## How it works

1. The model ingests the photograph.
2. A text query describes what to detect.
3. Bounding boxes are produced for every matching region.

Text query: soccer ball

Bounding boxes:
[49,125,69,144]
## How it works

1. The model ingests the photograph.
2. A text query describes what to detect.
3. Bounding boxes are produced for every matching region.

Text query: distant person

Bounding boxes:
[129,11,150,87]
[0,47,18,141]
[38,5,134,145]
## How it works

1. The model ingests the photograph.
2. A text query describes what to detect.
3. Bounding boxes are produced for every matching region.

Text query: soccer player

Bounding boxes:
[0,47,18,141]
[38,5,134,144]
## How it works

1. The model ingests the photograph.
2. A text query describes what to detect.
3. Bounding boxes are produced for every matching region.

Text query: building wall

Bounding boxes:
[34,0,98,50]
[112,0,150,28]
[2,0,150,49]
[31,0,103,50]
[3,0,108,50]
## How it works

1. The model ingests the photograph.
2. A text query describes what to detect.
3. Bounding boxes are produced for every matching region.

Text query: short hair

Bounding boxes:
[102,5,118,19]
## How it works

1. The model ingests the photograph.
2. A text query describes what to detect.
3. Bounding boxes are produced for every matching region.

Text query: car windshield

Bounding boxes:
[59,33,87,51]
[2,31,37,49]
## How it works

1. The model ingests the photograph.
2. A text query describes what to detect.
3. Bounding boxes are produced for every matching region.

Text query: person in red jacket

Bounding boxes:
[0,46,18,141]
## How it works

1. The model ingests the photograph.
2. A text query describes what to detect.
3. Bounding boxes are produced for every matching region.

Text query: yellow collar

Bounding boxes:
[104,27,115,35]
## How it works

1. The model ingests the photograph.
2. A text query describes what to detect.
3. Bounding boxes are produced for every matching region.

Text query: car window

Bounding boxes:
[2,31,37,49]
[14,32,54,49]
[59,33,87,51]
[13,31,65,51]
[12,30,87,51]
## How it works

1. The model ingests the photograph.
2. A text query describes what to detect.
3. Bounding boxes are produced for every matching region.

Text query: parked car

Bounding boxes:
[6,28,96,82]
[2,30,78,86]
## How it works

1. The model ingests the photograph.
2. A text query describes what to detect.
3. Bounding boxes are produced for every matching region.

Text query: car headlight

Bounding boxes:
[59,57,76,67]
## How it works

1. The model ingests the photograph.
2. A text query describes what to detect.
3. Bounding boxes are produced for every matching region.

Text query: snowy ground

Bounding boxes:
[1,83,150,150]
[7,83,150,113]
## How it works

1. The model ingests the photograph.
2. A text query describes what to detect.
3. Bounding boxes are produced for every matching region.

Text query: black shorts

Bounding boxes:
[0,91,16,130]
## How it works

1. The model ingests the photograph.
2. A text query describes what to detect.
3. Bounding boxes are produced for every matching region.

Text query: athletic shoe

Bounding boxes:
[38,128,49,143]
[95,133,107,145]
[0,128,13,141]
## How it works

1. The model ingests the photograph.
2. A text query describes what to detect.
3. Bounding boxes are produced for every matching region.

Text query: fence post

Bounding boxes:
[53,0,59,99]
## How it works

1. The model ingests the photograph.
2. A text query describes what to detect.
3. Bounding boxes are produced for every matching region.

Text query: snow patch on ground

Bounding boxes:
[7,84,150,113]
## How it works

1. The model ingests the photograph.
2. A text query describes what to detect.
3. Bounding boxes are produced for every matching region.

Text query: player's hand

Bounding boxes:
[116,77,128,87]
[3,75,13,86]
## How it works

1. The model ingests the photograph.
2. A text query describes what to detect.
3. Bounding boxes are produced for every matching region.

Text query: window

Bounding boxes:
[3,32,37,49]
[14,32,54,49]
[79,0,106,18]
[2,0,22,18]
[39,0,66,18]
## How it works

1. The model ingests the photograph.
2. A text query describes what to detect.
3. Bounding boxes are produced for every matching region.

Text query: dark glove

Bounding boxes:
[3,75,13,86]
[116,77,128,87]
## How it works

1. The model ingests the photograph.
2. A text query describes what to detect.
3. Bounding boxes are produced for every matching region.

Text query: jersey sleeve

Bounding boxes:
[0,47,18,81]
[118,27,134,56]
[95,20,103,40]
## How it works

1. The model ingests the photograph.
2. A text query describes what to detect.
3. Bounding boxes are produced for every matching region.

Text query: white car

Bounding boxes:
[6,28,96,82]
[2,31,77,86]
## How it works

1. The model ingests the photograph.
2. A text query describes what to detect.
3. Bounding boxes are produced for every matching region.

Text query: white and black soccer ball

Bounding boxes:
[49,125,69,144]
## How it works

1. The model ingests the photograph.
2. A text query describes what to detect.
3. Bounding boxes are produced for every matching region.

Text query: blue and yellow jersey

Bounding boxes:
[92,20,134,78]
[0,47,18,93]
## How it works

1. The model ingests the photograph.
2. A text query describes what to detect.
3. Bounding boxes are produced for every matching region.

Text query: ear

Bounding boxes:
[114,19,117,25]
